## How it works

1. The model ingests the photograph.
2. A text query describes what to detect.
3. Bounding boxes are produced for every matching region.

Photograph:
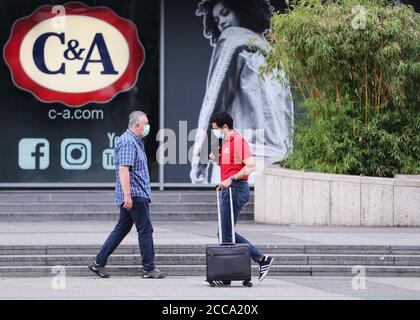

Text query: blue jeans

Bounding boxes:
[95,197,155,271]
[220,181,263,263]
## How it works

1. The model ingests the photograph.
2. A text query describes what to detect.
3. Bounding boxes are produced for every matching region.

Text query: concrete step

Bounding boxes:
[0,191,254,221]
[1,244,420,277]
[2,245,420,255]
[1,253,420,267]
[0,212,253,222]
[0,203,254,213]
[0,191,254,204]
[1,265,420,277]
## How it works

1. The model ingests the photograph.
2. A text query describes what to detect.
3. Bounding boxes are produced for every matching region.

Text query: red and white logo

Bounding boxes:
[3,2,145,107]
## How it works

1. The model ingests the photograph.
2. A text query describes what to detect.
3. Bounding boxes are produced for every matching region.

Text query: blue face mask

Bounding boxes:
[212,129,224,140]
[143,124,150,137]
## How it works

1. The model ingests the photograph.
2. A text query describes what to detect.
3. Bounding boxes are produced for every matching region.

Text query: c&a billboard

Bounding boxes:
[4,2,145,107]
[0,1,160,184]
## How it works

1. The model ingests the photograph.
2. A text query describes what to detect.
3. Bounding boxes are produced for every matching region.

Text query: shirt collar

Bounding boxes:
[224,130,237,143]
[127,129,143,145]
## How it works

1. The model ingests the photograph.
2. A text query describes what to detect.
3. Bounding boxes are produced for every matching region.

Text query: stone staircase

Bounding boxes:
[1,191,419,278]
[0,191,253,221]
[1,244,420,277]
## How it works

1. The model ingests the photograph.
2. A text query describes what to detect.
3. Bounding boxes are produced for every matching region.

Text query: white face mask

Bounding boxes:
[143,124,150,137]
[212,129,224,140]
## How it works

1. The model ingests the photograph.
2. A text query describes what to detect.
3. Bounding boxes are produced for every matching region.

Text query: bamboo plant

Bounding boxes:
[264,0,420,177]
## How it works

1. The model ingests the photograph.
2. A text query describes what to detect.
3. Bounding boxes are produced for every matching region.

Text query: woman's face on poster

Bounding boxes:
[212,2,240,32]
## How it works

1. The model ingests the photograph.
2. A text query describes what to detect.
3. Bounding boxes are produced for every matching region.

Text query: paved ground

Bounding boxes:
[1,221,420,300]
[1,220,420,246]
[2,276,420,300]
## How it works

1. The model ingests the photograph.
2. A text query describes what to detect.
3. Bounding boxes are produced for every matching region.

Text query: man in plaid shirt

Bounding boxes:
[89,111,167,279]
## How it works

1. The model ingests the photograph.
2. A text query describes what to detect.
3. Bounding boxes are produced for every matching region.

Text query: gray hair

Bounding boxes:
[128,111,147,129]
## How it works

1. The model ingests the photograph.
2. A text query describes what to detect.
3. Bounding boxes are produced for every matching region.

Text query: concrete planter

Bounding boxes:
[254,164,420,227]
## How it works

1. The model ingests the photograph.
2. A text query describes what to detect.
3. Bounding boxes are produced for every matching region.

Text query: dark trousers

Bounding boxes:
[95,197,155,271]
[220,181,263,263]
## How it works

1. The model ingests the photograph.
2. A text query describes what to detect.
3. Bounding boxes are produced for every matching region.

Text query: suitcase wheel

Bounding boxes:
[242,280,253,287]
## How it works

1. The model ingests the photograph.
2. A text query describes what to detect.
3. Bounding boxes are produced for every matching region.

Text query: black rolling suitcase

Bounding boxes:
[205,187,252,287]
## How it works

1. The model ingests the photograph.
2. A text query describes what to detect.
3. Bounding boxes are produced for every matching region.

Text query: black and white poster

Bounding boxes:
[163,0,292,185]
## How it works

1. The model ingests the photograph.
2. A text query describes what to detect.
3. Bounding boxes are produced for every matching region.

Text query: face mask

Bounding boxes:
[143,124,150,137]
[212,129,224,140]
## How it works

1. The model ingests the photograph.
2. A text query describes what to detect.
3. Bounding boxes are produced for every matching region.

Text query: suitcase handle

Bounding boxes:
[216,187,235,245]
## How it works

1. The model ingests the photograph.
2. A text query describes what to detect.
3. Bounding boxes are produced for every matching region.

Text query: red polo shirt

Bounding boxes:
[219,130,253,181]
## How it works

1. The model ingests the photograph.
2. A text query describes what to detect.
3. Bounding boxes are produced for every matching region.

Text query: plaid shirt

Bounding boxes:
[114,129,151,204]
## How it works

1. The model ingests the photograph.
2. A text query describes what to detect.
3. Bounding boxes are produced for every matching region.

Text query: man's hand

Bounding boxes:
[123,195,133,210]
[217,178,232,190]
[119,166,132,209]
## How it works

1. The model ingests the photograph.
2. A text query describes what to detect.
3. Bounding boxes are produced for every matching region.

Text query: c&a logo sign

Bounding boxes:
[3,2,145,107]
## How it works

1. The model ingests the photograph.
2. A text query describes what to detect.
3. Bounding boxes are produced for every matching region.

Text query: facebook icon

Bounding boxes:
[18,138,49,170]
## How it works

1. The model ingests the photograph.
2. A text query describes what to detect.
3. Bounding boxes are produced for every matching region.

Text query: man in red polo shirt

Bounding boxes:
[209,112,274,282]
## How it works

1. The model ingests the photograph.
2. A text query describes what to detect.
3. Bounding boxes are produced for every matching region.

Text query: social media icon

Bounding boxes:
[102,149,115,170]
[61,139,91,170]
[18,138,50,170]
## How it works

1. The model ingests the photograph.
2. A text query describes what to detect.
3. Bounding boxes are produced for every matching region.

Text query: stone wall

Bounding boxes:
[254,164,420,227]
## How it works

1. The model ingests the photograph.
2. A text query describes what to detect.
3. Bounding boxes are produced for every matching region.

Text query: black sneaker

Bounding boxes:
[142,268,168,279]
[258,255,274,281]
[88,261,111,278]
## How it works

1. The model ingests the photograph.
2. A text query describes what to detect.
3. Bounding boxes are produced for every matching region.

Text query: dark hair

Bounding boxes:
[210,112,234,129]
[196,0,274,46]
